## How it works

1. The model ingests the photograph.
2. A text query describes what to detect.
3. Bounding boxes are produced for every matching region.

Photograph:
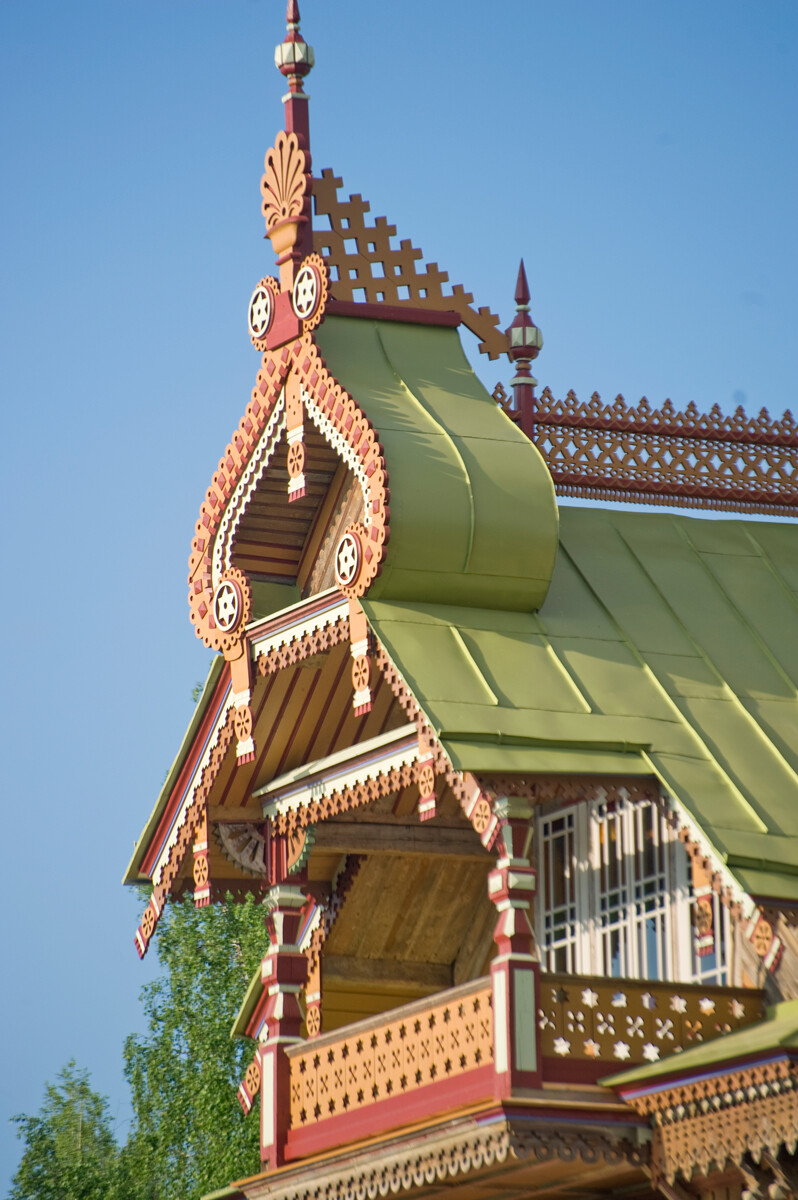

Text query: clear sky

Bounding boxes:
[1,0,796,1190]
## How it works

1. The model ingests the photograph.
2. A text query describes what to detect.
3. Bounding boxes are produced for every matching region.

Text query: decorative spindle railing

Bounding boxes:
[493,387,797,516]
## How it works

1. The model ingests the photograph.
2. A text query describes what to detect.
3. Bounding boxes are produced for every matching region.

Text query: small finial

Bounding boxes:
[275,0,315,103]
[514,259,530,308]
[505,259,543,440]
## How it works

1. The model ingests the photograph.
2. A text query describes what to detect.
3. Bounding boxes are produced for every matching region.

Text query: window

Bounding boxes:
[535,794,729,984]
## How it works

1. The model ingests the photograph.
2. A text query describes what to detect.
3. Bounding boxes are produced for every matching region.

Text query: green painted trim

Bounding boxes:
[602,998,798,1090]
[122,655,224,885]
[231,963,262,1040]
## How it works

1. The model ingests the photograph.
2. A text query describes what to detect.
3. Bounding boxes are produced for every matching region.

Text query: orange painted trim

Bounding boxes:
[187,332,391,653]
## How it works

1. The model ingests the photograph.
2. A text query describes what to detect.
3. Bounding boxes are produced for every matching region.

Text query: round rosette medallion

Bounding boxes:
[213,577,243,632]
[196,567,252,654]
[334,529,362,592]
[291,253,328,331]
[247,277,278,350]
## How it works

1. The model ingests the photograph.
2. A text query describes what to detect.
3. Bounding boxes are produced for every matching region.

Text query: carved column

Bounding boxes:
[488,795,542,1096]
[259,833,309,1169]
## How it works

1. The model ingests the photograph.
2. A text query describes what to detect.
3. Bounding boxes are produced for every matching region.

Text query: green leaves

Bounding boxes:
[11,896,266,1200]
[121,894,265,1200]
[11,1062,126,1200]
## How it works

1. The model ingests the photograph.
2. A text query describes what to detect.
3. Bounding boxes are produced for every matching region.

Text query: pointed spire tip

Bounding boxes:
[514,259,530,307]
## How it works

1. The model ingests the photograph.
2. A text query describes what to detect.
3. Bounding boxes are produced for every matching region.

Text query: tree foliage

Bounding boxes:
[10,1062,127,1200]
[11,896,266,1200]
[122,893,265,1200]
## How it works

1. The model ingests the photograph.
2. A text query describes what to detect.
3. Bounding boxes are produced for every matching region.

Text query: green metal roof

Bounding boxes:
[363,507,798,903]
[315,316,559,612]
[604,997,798,1090]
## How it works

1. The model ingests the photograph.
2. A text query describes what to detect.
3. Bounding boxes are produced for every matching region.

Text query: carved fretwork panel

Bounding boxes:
[511,389,797,516]
[538,973,764,1069]
[312,170,508,360]
[639,1061,798,1183]
[287,979,493,1130]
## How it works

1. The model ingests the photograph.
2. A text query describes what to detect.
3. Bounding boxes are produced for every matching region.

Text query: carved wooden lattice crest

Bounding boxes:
[519,390,797,516]
[312,169,508,360]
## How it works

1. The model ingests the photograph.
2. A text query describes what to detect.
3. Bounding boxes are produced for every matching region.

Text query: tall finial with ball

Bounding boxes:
[265,0,315,276]
[505,260,543,440]
[275,0,314,151]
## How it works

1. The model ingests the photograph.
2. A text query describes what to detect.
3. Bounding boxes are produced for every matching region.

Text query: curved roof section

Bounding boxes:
[364,507,798,904]
[315,316,558,612]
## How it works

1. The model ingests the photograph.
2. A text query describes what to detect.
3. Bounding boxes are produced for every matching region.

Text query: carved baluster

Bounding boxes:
[230,648,255,765]
[416,729,437,821]
[192,806,211,908]
[348,597,373,715]
[488,795,541,1095]
[504,259,543,442]
[285,372,306,501]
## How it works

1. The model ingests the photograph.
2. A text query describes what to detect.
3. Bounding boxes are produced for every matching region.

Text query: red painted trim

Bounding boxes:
[273,665,327,778]
[140,662,232,877]
[325,299,461,328]
[551,468,796,506]
[305,647,351,762]
[500,1102,643,1126]
[535,411,798,448]
[251,670,304,784]
[285,1064,495,1161]
[542,1055,655,1087]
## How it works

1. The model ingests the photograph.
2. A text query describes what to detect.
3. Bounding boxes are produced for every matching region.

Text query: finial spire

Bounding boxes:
[274,0,314,150]
[271,0,314,262]
[505,259,543,440]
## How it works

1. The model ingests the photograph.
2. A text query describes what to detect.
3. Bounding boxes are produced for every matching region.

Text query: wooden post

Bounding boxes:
[259,831,310,1169]
[488,795,542,1096]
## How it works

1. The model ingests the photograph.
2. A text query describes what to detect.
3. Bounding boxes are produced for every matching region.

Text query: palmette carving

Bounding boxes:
[261,131,308,235]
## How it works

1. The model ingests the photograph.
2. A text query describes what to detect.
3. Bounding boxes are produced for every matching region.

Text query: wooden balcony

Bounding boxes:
[282,972,764,1163]
[537,972,764,1083]
[286,977,495,1161]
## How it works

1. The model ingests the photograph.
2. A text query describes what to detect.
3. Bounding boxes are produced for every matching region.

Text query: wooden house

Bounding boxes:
[125,7,798,1200]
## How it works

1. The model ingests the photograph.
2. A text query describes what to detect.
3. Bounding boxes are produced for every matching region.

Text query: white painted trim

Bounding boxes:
[252,597,348,661]
[152,692,236,886]
[301,385,371,525]
[212,392,287,588]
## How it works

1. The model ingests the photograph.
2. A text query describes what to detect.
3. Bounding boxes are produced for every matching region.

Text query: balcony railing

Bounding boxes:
[538,973,763,1069]
[281,971,764,1162]
[285,977,495,1159]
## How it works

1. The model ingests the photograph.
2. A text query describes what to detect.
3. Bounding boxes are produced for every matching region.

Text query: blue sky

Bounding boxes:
[1,0,796,1190]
